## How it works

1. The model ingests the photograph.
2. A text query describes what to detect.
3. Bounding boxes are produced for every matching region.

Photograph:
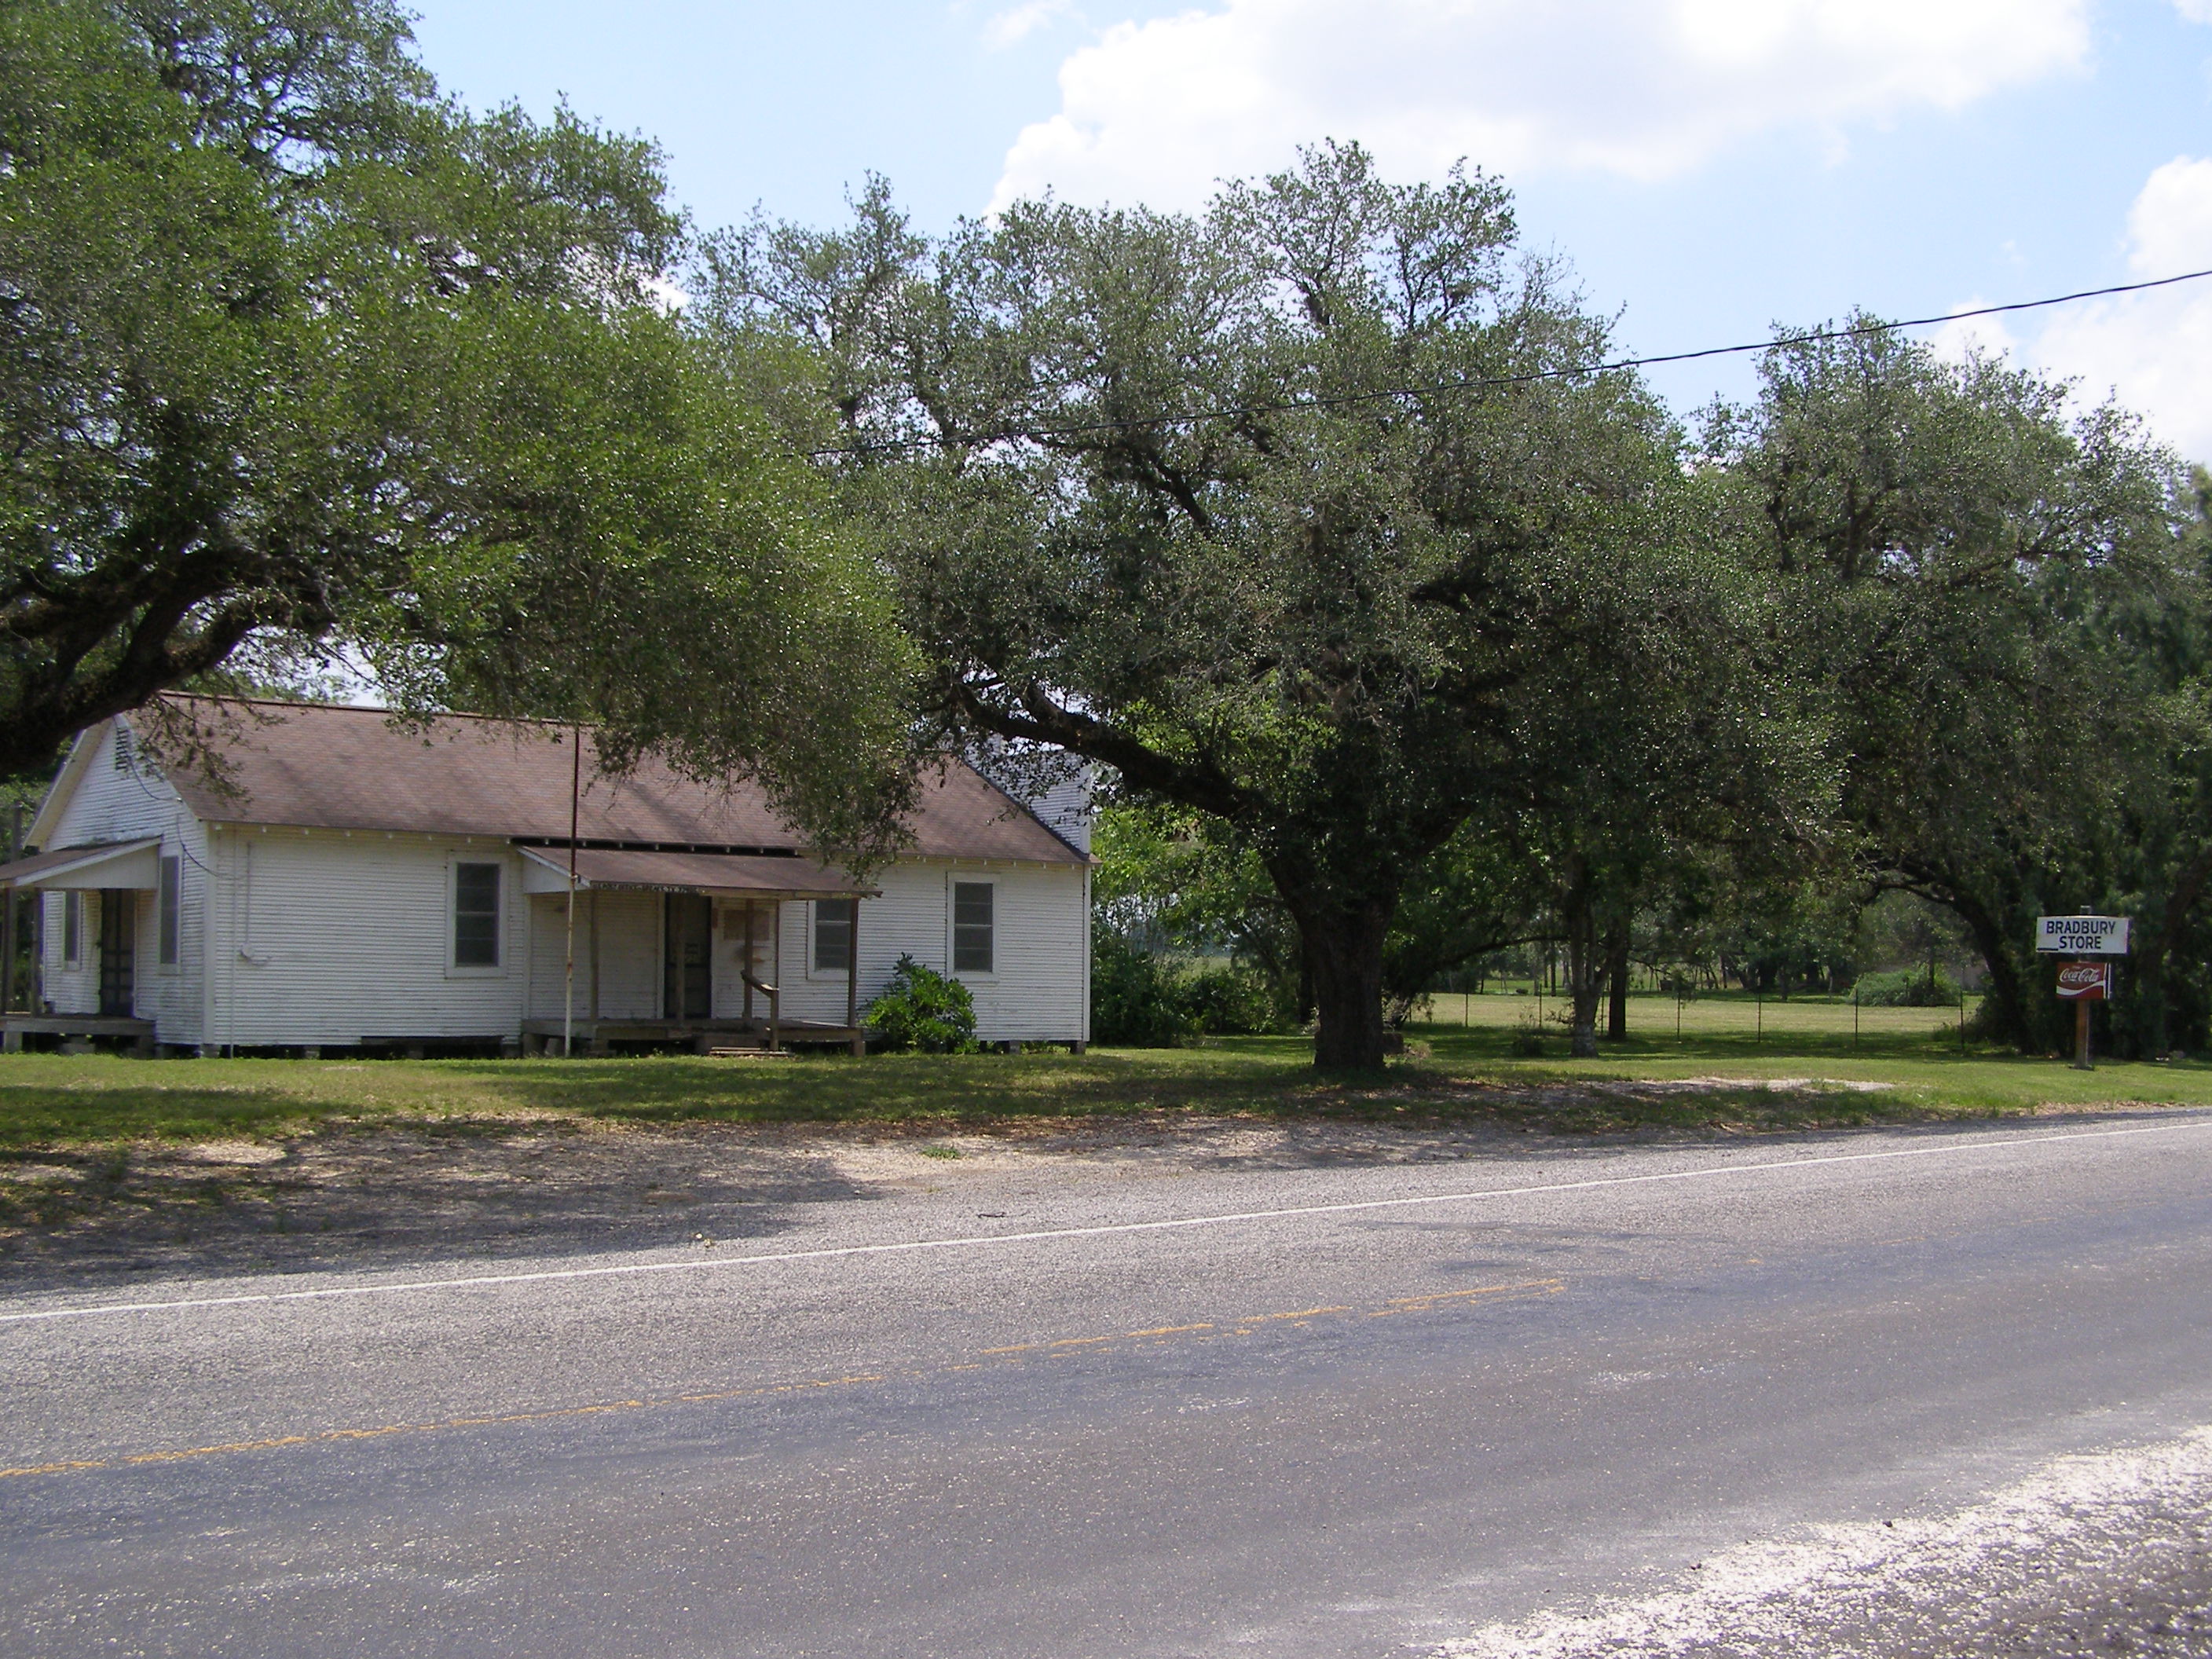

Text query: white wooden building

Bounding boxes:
[0,697,1093,1056]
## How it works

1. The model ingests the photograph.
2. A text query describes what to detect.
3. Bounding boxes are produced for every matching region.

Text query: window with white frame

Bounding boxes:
[951,881,994,974]
[813,898,855,975]
[62,891,82,968]
[453,861,501,968]
[158,855,181,967]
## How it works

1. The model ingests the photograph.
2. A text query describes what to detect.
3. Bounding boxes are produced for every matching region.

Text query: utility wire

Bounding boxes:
[804,266,2212,460]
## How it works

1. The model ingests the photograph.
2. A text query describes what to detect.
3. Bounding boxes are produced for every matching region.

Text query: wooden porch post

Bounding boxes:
[742,903,756,1022]
[588,885,601,1021]
[2,806,19,1016]
[0,888,15,1018]
[847,899,862,1057]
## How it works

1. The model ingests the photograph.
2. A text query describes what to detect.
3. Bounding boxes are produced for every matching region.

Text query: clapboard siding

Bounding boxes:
[526,890,662,1021]
[774,861,1088,1042]
[200,828,528,1046]
[36,721,213,1042]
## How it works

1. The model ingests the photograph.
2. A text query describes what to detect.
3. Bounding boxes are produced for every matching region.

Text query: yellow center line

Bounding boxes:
[1382,1279,1563,1308]
[1239,1305,1353,1324]
[4,1278,1565,1482]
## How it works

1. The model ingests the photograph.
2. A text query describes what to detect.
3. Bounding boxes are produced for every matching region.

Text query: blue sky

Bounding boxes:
[405,2,2212,460]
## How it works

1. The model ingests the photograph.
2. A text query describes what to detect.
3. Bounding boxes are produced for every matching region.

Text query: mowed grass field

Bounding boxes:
[1,991,2206,1151]
[1416,987,1972,1045]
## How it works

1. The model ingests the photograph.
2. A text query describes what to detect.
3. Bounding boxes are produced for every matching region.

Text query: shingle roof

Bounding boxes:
[139,696,1087,866]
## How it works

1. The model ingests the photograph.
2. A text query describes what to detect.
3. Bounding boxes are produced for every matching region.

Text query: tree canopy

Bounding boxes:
[1716,324,2188,1049]
[701,142,1808,1066]
[0,0,914,854]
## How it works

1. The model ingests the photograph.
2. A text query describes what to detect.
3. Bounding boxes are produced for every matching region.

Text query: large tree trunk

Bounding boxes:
[1941,886,2050,1053]
[1561,876,1601,1060]
[1605,925,1630,1043]
[1284,891,1396,1071]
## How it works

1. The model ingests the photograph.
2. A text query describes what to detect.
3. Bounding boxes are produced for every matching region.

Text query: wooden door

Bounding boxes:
[662,893,712,1020]
[97,888,135,1017]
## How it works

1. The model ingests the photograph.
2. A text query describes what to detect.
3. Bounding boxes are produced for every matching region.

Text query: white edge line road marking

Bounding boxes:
[3,1117,2207,1328]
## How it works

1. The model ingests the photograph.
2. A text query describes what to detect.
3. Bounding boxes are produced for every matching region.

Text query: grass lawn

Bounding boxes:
[1,991,2206,1152]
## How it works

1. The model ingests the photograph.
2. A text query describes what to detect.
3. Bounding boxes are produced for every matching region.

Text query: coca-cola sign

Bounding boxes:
[2056,961,2111,1000]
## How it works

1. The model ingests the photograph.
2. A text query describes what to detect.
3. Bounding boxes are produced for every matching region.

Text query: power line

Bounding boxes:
[804,266,2212,460]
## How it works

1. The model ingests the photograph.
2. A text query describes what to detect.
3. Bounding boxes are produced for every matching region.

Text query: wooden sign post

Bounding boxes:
[2036,915,2130,1071]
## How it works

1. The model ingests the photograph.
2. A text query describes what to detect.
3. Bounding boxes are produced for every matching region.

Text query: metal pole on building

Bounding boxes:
[846,899,861,1057]
[1,803,20,1016]
[563,723,580,1059]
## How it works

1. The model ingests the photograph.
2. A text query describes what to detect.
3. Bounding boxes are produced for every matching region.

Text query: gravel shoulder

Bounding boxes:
[1443,1426,2212,1658]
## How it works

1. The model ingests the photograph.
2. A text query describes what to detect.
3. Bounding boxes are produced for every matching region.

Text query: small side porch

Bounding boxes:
[0,838,167,1046]
[0,1013,157,1056]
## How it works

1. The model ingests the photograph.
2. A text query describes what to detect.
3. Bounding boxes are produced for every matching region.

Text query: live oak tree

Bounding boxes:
[699,143,1761,1068]
[1,0,914,852]
[1716,323,2185,1049]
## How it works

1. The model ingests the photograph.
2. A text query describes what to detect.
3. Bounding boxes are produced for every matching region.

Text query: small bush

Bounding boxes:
[866,955,979,1053]
[1509,1013,1547,1057]
[1851,967,1964,1007]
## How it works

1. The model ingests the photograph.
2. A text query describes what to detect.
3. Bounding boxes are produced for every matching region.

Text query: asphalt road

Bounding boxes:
[6,1111,2212,1657]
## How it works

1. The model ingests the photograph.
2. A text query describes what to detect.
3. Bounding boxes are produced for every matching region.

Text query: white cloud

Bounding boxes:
[1927,302,2021,365]
[984,0,1079,50]
[2174,0,2212,23]
[2033,156,2212,465]
[990,0,2089,214]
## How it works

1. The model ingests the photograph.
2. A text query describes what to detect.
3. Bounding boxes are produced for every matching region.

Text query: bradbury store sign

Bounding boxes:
[2036,914,2130,1068]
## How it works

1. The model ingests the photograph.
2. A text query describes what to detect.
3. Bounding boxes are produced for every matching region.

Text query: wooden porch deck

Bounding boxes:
[519,1017,866,1057]
[2,1014,157,1055]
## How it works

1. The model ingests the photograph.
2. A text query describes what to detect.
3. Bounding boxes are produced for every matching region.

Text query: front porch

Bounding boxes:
[519,845,878,1056]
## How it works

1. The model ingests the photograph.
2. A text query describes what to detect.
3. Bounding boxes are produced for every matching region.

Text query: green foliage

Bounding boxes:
[1090,922,1292,1046]
[1508,1013,1549,1058]
[865,955,979,1054]
[1176,964,1290,1037]
[1090,925,1197,1047]
[0,0,914,856]
[1851,968,1965,1008]
[1715,323,2185,1053]
[704,143,1762,1067]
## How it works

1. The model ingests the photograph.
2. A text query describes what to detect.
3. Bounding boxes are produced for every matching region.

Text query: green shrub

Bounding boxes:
[1177,964,1290,1036]
[866,955,979,1053]
[1851,966,1964,1007]
[1091,925,1196,1046]
[1090,926,1298,1045]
